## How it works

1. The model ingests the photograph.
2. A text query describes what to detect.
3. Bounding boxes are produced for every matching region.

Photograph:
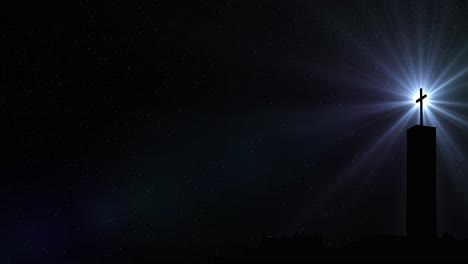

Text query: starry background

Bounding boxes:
[4,0,468,261]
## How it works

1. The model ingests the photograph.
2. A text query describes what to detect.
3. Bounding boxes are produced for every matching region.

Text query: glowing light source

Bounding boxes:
[412,89,431,108]
[295,1,468,235]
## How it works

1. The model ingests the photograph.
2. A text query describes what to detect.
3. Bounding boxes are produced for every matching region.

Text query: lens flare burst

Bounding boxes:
[294,1,468,236]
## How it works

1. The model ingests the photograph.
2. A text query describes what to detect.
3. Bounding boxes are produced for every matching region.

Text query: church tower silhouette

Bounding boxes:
[407,88,436,240]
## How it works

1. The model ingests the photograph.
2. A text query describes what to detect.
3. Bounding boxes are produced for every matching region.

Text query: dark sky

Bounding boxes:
[4,0,468,261]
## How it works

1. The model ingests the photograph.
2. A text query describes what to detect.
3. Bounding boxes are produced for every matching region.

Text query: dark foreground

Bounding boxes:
[217,234,468,263]
[11,234,468,263]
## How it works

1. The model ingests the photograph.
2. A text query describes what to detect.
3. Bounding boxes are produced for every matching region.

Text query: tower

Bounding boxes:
[406,125,436,240]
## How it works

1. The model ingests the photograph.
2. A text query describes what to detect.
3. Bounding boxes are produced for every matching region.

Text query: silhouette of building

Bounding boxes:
[407,125,436,240]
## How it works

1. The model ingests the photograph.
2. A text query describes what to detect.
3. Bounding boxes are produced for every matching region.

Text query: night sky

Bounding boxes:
[5,0,468,261]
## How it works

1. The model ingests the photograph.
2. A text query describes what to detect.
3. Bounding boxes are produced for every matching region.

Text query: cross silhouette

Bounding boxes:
[416,88,427,126]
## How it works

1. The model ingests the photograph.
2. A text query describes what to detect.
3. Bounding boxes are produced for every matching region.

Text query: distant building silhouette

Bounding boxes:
[407,125,436,240]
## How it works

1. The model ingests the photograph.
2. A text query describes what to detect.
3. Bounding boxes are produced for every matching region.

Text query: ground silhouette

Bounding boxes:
[215,233,468,263]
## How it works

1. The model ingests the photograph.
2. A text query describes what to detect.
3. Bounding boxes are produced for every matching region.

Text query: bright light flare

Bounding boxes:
[295,1,468,236]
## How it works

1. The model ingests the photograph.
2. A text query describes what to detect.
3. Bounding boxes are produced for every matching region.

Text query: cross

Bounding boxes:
[416,88,427,126]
